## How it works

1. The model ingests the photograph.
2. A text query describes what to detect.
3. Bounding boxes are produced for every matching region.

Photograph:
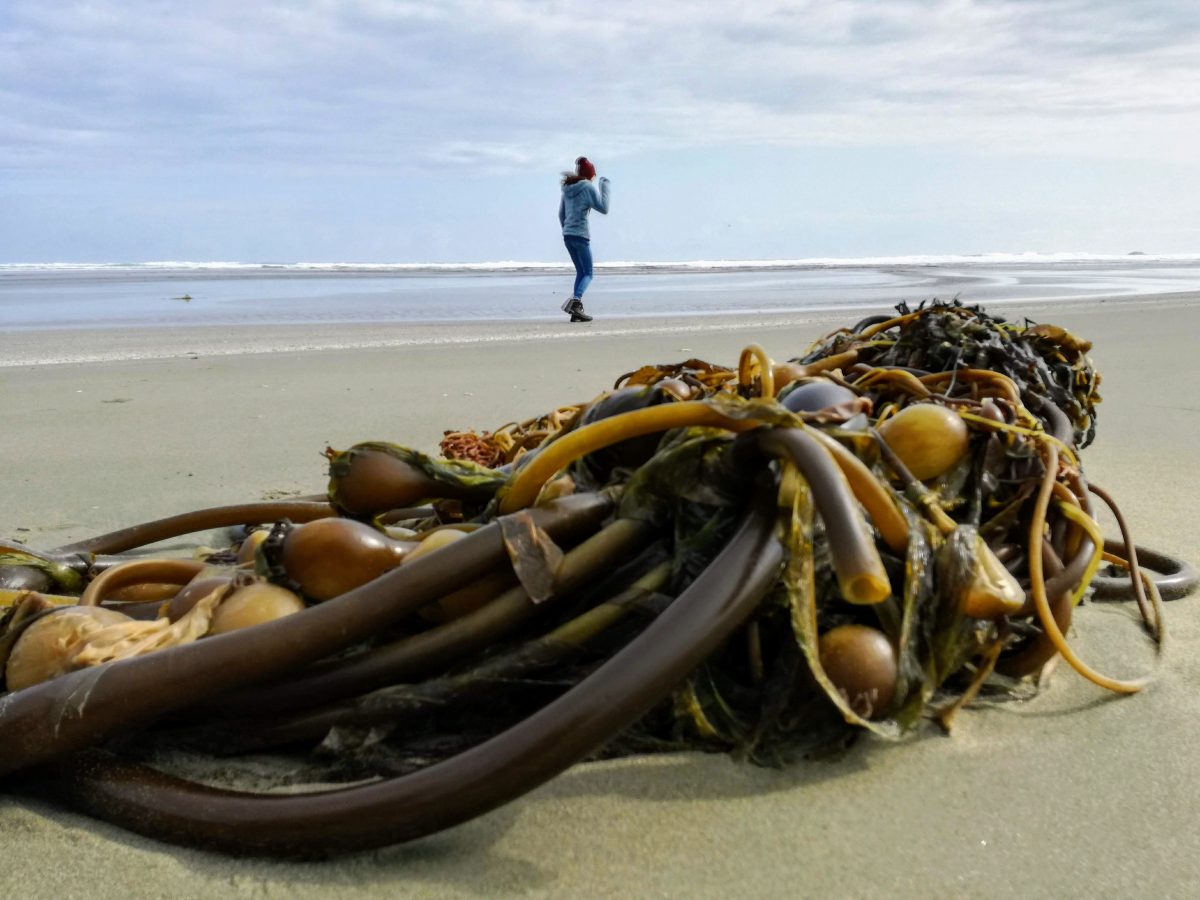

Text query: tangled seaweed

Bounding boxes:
[0,303,1194,858]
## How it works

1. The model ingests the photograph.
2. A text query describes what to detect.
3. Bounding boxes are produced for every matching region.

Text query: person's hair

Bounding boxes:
[561,156,595,185]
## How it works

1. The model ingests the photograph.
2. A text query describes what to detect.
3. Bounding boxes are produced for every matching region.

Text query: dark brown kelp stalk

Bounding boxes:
[54,501,337,555]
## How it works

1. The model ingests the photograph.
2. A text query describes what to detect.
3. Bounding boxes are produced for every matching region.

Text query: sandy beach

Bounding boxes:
[1,296,1197,899]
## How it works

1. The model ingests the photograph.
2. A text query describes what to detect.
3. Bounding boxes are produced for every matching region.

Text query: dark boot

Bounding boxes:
[568,299,592,323]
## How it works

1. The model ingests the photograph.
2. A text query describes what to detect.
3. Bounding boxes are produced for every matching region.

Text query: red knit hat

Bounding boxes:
[576,156,596,180]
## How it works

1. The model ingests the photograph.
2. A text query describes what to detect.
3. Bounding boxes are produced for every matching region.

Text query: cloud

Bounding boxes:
[2,0,1198,176]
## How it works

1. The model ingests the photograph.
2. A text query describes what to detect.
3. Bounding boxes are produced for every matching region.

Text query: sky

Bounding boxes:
[2,0,1199,264]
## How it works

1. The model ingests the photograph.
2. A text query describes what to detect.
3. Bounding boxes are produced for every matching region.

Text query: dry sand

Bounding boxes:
[1,297,1197,898]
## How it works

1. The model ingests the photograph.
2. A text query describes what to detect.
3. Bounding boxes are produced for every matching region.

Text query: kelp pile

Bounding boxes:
[0,303,1194,858]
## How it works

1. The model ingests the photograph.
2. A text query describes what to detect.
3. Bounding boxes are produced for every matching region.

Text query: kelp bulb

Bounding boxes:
[962,537,1026,619]
[579,386,672,474]
[331,449,443,517]
[818,624,898,720]
[165,574,235,621]
[878,404,969,480]
[402,528,467,564]
[236,530,270,566]
[771,362,809,392]
[656,377,695,402]
[780,380,857,414]
[208,583,305,635]
[280,518,413,601]
[6,606,131,691]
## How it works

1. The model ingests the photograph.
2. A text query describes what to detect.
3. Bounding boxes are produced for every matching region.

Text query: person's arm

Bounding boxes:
[590,177,610,215]
[558,195,566,228]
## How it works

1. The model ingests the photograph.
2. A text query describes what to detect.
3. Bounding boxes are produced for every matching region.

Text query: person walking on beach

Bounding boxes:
[559,156,610,323]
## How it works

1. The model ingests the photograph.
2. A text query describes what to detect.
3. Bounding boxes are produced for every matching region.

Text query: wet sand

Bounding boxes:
[1,296,1197,898]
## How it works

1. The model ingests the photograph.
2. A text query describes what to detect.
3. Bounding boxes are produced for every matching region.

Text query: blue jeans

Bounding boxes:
[563,235,593,299]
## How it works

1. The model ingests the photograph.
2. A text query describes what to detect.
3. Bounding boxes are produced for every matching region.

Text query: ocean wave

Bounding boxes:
[4,251,1200,275]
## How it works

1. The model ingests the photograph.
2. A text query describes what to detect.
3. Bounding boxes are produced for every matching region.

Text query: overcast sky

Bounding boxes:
[3,0,1198,263]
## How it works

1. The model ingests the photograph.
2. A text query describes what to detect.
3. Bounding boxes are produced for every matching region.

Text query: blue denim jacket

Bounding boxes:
[558,177,611,239]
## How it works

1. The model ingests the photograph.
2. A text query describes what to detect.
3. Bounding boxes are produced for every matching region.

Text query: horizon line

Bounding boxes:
[3,251,1199,271]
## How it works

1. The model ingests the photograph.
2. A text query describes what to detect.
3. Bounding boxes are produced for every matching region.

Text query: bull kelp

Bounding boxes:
[0,303,1194,858]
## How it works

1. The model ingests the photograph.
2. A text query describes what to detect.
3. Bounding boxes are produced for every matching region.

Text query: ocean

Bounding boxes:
[4,255,1200,332]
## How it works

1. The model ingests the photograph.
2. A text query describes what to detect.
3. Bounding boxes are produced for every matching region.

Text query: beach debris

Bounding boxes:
[0,302,1193,858]
[259,488,306,500]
